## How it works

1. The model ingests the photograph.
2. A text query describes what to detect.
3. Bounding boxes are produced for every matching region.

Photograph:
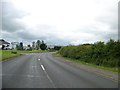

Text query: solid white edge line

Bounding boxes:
[41,65,45,70]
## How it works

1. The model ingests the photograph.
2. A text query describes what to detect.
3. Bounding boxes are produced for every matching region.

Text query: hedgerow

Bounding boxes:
[59,39,120,67]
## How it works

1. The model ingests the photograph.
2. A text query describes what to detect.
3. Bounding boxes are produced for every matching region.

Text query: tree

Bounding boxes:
[16,44,19,50]
[27,45,32,51]
[40,44,47,50]
[42,40,44,44]
[32,41,35,50]
[16,42,24,50]
[40,40,47,50]
[36,40,41,50]
[19,42,24,50]
[54,46,61,50]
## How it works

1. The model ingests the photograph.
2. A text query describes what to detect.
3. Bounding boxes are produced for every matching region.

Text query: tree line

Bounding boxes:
[59,39,120,68]
[16,40,47,50]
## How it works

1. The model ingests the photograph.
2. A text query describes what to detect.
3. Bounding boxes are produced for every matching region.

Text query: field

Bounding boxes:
[0,50,47,61]
[0,50,22,61]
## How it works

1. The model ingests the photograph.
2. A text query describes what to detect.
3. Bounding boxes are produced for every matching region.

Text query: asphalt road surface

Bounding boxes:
[2,52,118,88]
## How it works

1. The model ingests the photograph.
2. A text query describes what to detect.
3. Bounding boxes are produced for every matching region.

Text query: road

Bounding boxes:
[2,52,118,88]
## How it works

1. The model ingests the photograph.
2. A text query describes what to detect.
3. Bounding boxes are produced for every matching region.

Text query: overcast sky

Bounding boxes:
[1,0,119,46]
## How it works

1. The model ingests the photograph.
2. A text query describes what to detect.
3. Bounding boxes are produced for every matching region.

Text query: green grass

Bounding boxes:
[0,50,48,61]
[0,50,22,61]
[53,52,118,73]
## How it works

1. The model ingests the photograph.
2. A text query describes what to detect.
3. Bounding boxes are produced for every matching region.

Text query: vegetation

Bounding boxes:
[16,42,24,50]
[36,40,41,50]
[48,46,62,52]
[54,46,62,50]
[0,50,48,61]
[0,50,22,61]
[59,39,120,68]
[32,41,36,50]
[40,40,47,50]
[15,40,47,51]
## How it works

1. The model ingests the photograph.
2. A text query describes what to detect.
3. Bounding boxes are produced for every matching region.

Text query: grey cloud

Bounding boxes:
[1,30,19,42]
[118,1,120,40]
[1,1,26,32]
[1,0,118,45]
[97,14,118,41]
[37,25,53,30]
[46,38,70,46]
[97,6,118,30]
[16,30,47,41]
[75,7,118,42]
[104,33,118,40]
[98,16,117,30]
[15,31,69,45]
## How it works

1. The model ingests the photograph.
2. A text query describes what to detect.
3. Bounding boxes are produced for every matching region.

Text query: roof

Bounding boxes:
[0,39,10,45]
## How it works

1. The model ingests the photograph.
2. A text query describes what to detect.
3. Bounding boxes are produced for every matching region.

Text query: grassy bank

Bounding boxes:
[0,50,48,61]
[0,50,22,61]
[54,53,118,72]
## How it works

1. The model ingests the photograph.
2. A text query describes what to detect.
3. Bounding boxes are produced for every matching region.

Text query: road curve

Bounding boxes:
[2,52,118,88]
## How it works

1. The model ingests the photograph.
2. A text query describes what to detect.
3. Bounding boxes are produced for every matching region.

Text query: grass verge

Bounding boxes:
[53,52,118,73]
[0,50,22,61]
[0,50,48,61]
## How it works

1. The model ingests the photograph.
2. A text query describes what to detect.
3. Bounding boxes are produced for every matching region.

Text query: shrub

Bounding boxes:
[11,51,17,54]
[59,39,119,68]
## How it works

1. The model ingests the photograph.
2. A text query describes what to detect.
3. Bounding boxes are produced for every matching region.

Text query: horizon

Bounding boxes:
[0,38,119,47]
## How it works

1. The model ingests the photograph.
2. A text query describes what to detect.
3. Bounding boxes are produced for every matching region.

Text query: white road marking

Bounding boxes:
[38,59,40,61]
[44,70,56,88]
[32,66,37,68]
[41,65,45,70]
[27,75,34,78]
[46,74,54,84]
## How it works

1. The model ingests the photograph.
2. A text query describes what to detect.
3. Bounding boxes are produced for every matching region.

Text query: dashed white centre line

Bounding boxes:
[41,65,45,70]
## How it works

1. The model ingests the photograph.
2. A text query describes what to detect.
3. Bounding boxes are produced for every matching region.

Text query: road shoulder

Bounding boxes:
[52,53,118,82]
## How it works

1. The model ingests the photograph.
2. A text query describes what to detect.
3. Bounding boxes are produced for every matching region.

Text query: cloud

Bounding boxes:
[1,0,119,46]
[16,30,48,41]
[118,1,120,40]
[1,1,26,32]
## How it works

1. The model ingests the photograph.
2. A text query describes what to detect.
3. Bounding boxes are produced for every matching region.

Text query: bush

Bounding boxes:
[11,51,17,54]
[59,39,119,68]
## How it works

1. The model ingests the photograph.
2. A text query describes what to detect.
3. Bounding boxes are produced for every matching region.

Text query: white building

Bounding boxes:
[0,39,10,50]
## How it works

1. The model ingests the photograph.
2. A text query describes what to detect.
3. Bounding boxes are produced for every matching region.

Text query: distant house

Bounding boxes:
[0,39,10,50]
